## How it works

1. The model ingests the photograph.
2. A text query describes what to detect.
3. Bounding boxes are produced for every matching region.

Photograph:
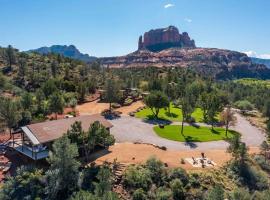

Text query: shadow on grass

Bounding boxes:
[211,129,221,135]
[164,112,178,118]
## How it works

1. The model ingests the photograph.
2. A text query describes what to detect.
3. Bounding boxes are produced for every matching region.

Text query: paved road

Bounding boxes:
[109,114,266,151]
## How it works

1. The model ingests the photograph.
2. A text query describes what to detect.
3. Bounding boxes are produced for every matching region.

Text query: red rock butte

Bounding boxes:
[138,26,196,52]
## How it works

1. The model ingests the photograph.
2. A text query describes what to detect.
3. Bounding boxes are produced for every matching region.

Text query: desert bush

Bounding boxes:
[167,168,189,187]
[254,155,270,172]
[145,157,165,186]
[155,187,172,200]
[234,100,254,111]
[170,179,185,200]
[132,188,147,200]
[123,166,152,191]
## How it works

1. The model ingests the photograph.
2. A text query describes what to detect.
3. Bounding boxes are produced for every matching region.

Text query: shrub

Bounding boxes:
[167,168,189,187]
[123,166,152,191]
[145,157,165,186]
[254,155,270,172]
[132,188,147,200]
[170,179,185,200]
[229,188,251,200]
[234,100,254,111]
[205,185,224,200]
[155,187,172,200]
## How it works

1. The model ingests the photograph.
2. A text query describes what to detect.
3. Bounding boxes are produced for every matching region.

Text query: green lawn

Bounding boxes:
[135,103,205,122]
[153,125,237,142]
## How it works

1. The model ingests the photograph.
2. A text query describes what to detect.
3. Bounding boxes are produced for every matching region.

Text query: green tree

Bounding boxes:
[164,82,176,115]
[170,179,185,200]
[0,166,44,200]
[42,79,58,97]
[77,82,87,103]
[20,92,34,111]
[230,188,251,200]
[206,185,224,200]
[176,84,197,135]
[145,156,165,186]
[5,45,16,71]
[45,135,80,199]
[67,121,84,144]
[48,92,64,119]
[144,91,169,119]
[104,78,121,112]
[85,121,115,161]
[70,190,96,200]
[0,97,21,137]
[94,166,112,197]
[264,100,270,118]
[51,60,58,78]
[133,188,147,200]
[227,134,248,166]
[260,141,269,162]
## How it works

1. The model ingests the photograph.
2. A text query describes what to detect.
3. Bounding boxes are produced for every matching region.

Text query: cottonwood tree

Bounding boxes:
[144,91,169,119]
[46,135,80,199]
[176,84,197,135]
[0,97,21,137]
[220,107,237,137]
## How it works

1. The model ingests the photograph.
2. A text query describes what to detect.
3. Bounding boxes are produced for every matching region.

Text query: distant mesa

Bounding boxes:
[138,26,196,52]
[28,45,97,63]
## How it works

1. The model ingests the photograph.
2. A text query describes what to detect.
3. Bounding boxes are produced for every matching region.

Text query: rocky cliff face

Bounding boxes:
[100,48,270,79]
[138,26,195,52]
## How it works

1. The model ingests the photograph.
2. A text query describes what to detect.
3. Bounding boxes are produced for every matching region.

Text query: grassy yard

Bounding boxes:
[135,103,205,122]
[154,125,237,142]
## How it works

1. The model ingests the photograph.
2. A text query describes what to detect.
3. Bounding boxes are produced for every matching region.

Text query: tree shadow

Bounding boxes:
[183,136,198,149]
[143,118,172,125]
[210,129,221,135]
[164,112,178,118]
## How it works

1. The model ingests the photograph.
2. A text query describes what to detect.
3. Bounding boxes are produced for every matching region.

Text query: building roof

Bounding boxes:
[22,114,113,145]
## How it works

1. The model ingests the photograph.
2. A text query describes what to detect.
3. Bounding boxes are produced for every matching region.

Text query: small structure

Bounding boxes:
[11,114,113,160]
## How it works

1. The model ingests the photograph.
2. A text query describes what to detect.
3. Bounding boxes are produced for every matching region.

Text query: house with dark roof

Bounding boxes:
[11,114,113,160]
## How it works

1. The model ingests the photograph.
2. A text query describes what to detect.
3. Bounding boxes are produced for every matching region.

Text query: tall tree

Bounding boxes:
[220,107,237,137]
[164,82,176,115]
[260,141,269,162]
[144,91,169,119]
[0,97,21,137]
[104,78,121,112]
[45,135,80,199]
[176,84,197,135]
[5,45,16,71]
[48,92,64,119]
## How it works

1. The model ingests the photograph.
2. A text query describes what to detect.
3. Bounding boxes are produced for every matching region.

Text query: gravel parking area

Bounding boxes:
[109,114,266,151]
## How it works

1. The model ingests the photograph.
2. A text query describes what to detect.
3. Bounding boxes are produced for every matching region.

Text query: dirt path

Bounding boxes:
[77,100,144,116]
[232,113,266,146]
[76,100,109,115]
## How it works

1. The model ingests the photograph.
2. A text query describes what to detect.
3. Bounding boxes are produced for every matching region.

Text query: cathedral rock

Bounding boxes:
[138,26,196,52]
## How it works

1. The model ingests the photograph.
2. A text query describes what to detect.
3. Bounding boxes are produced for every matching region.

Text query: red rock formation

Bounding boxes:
[138,26,195,51]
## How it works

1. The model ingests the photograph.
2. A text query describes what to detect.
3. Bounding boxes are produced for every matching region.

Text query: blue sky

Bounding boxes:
[0,0,269,58]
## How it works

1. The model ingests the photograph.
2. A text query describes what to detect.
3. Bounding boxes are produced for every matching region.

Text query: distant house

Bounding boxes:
[11,114,113,160]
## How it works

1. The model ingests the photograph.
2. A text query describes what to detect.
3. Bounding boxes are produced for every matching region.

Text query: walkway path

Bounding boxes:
[109,113,266,151]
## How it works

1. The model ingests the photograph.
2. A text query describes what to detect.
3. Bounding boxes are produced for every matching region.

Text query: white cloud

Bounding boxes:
[184,18,192,23]
[244,50,270,59]
[164,3,174,8]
